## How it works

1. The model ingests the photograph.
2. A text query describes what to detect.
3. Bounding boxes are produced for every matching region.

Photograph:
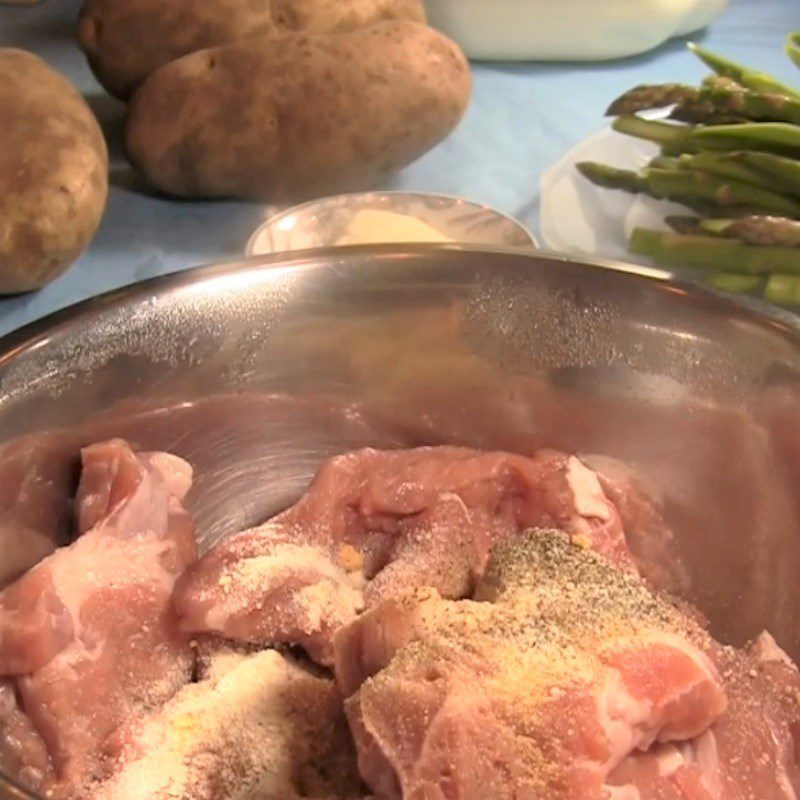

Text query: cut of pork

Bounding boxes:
[0,439,197,797]
[174,447,632,663]
[0,432,80,587]
[95,647,363,800]
[585,454,690,596]
[0,679,53,795]
[608,631,800,799]
[337,530,726,800]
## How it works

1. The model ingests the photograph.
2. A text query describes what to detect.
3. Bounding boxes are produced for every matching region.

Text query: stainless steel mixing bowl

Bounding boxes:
[2,245,800,798]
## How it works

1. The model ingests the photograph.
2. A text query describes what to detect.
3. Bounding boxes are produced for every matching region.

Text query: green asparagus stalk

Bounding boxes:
[614,116,800,158]
[612,116,696,151]
[665,216,704,234]
[733,150,800,196]
[688,42,800,100]
[605,81,796,125]
[606,84,699,116]
[645,168,800,216]
[575,162,648,193]
[704,272,765,293]
[674,85,800,126]
[677,152,776,191]
[648,155,682,170]
[692,122,800,157]
[786,33,800,71]
[677,151,800,200]
[670,103,743,125]
[699,216,800,247]
[705,270,800,307]
[577,161,800,217]
[576,161,710,212]
[698,219,738,236]
[702,75,750,92]
[629,227,800,274]
[706,85,800,124]
[765,273,800,305]
[674,77,747,123]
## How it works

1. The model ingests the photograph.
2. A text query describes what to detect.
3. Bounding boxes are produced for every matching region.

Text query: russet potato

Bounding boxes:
[78,0,426,100]
[0,50,108,294]
[124,21,471,201]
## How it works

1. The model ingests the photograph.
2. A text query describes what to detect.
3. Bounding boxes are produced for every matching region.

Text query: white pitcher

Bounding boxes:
[425,0,729,61]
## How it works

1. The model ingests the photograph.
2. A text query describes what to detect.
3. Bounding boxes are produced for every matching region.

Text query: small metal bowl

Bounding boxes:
[245,191,537,256]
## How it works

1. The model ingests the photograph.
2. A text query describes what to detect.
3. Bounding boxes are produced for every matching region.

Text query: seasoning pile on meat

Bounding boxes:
[0,440,797,799]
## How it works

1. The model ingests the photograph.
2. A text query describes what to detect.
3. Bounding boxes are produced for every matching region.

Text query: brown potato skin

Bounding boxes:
[0,50,108,295]
[124,21,471,202]
[78,0,426,100]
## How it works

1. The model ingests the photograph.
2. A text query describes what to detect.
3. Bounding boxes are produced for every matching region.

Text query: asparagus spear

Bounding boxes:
[646,168,800,216]
[705,85,800,124]
[606,84,699,116]
[577,161,800,217]
[676,151,800,199]
[648,155,681,170]
[733,150,800,196]
[673,86,800,126]
[604,82,739,123]
[614,116,800,158]
[705,270,800,307]
[629,227,800,274]
[605,78,800,125]
[704,272,765,293]
[701,75,748,92]
[677,152,777,191]
[765,273,800,305]
[575,162,648,193]
[691,122,800,157]
[701,267,800,308]
[674,77,748,123]
[688,42,800,100]
[670,102,743,125]
[665,216,704,234]
[612,116,698,152]
[786,33,800,71]
[699,216,800,247]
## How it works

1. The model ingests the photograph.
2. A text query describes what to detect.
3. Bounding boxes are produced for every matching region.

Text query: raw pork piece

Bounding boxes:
[607,631,800,799]
[0,432,81,587]
[584,454,690,596]
[0,679,53,794]
[95,647,363,800]
[335,529,727,800]
[0,439,197,797]
[174,447,631,663]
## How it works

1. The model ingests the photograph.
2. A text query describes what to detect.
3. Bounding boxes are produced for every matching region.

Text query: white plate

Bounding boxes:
[540,114,686,278]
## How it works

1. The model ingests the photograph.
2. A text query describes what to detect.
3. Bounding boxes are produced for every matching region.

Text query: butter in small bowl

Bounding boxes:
[335,208,454,246]
[246,191,536,256]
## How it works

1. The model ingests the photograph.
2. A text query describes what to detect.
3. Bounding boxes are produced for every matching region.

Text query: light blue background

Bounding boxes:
[1,0,797,335]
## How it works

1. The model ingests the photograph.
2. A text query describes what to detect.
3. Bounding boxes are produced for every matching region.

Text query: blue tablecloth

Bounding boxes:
[1,0,798,336]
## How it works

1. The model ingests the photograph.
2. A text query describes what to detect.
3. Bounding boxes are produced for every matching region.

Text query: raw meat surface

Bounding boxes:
[174,447,633,663]
[0,679,53,795]
[585,455,690,596]
[336,529,726,800]
[0,439,197,797]
[0,432,80,587]
[95,647,363,800]
[3,435,797,800]
[608,631,800,799]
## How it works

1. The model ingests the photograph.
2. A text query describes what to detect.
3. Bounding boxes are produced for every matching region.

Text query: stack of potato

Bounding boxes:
[1,0,471,292]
